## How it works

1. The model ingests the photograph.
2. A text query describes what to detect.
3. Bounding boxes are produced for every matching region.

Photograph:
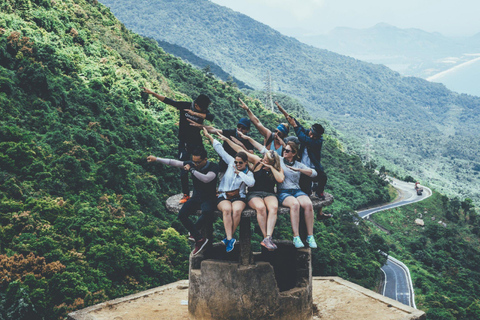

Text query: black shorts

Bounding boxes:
[217,196,246,205]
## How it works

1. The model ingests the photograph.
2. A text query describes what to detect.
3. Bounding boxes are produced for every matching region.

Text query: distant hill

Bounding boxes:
[101,0,480,204]
[298,23,480,90]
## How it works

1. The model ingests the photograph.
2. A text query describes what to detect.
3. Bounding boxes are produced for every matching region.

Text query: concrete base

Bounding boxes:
[189,260,312,320]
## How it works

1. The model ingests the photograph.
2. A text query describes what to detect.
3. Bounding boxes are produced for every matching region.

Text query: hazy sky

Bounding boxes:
[209,0,480,37]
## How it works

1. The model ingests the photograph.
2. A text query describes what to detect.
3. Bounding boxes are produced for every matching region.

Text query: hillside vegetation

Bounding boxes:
[100,0,480,205]
[368,193,480,319]
[1,0,392,318]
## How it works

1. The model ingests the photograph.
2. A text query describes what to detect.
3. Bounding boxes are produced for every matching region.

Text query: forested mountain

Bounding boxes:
[0,0,392,318]
[100,0,480,205]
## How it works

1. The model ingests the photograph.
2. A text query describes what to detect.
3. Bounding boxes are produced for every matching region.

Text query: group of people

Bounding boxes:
[144,88,328,256]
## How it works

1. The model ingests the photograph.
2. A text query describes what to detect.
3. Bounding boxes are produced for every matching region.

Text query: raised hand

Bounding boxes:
[146,155,157,162]
[142,87,154,95]
[238,98,249,111]
[274,101,289,118]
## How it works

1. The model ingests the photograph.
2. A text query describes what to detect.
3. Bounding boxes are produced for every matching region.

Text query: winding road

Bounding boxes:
[357,177,432,308]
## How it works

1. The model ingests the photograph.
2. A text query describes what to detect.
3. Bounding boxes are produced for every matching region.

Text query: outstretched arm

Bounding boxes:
[236,130,264,153]
[147,155,183,168]
[217,132,261,164]
[275,101,297,128]
[238,98,272,140]
[142,87,165,102]
[206,128,236,164]
[286,165,317,177]
[187,119,221,134]
[274,101,290,119]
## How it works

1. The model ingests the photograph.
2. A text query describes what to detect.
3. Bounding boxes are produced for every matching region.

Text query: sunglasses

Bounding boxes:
[284,149,294,154]
[234,161,245,165]
[238,125,249,131]
[193,159,205,165]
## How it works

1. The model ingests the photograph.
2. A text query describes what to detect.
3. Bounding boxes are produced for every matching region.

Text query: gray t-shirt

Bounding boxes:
[278,158,317,190]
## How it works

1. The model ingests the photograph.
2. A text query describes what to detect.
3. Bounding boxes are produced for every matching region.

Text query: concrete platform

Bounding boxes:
[68,277,425,320]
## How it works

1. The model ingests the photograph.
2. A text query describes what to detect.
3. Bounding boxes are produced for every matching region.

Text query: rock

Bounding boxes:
[415,219,424,226]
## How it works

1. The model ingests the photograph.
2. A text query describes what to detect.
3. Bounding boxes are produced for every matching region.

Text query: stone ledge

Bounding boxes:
[166,192,334,217]
[68,277,426,320]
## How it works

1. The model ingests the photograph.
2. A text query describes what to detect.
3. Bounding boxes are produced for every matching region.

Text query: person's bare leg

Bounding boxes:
[249,197,268,238]
[282,196,301,236]
[264,196,279,237]
[298,195,314,235]
[218,200,233,239]
[231,200,246,236]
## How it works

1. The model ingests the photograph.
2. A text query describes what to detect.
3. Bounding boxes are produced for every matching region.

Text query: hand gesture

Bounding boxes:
[184,163,192,171]
[232,164,240,175]
[216,132,228,141]
[260,160,272,170]
[236,129,248,140]
[187,118,202,127]
[273,132,283,142]
[203,127,213,141]
[183,109,195,115]
[142,87,154,95]
[146,155,157,162]
[238,98,249,111]
[286,116,296,127]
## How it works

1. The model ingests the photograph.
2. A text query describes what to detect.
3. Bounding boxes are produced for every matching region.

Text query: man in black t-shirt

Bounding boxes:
[143,87,214,203]
[147,147,219,256]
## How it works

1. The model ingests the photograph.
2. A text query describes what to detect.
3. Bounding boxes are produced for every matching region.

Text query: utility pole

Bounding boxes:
[264,70,275,112]
[364,137,373,168]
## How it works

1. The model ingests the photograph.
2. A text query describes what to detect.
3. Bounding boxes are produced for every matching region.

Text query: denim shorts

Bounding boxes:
[277,189,308,205]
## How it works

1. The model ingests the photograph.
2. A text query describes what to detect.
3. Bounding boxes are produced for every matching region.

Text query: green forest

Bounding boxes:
[100,0,480,207]
[0,0,399,319]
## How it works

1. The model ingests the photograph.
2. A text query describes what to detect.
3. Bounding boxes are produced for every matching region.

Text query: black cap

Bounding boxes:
[310,124,324,137]
[195,94,211,110]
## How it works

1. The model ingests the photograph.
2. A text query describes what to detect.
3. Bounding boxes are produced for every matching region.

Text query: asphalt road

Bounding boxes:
[381,258,412,306]
[358,178,431,219]
[357,177,431,307]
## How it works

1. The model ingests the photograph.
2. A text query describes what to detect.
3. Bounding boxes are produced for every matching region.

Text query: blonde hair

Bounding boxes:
[266,150,282,173]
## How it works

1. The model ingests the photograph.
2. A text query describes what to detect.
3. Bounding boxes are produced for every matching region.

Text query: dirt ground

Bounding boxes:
[87,277,421,320]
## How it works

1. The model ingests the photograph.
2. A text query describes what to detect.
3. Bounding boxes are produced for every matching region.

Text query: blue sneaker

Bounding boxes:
[306,235,317,248]
[293,236,305,248]
[221,238,228,246]
[226,238,236,253]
